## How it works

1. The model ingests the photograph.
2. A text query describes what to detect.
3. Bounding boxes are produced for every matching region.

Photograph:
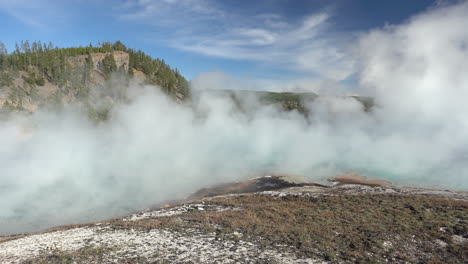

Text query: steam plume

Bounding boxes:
[1,1,468,235]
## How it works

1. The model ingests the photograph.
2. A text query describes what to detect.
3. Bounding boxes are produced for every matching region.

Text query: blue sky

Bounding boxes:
[0,0,443,82]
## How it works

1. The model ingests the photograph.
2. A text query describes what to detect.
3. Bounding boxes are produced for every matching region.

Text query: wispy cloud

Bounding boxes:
[119,0,224,28]
[0,0,71,30]
[118,0,355,81]
[2,0,355,80]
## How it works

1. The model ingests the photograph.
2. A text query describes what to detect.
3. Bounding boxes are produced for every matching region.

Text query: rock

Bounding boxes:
[187,174,327,200]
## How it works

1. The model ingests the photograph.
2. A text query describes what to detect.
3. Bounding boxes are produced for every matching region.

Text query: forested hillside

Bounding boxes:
[0,41,189,116]
[198,89,375,114]
[0,41,375,118]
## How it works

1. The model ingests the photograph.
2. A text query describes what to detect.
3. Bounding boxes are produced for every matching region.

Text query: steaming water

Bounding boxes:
[1,1,468,235]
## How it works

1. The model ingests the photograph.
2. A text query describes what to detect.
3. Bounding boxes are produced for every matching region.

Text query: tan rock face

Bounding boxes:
[35,79,59,98]
[112,51,130,72]
[67,51,130,73]
[1,50,189,113]
[19,98,38,112]
[132,69,147,81]
[1,52,136,112]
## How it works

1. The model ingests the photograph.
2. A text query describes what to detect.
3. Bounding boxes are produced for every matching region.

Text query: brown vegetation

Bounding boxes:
[190,194,466,263]
[328,174,392,187]
[4,183,466,263]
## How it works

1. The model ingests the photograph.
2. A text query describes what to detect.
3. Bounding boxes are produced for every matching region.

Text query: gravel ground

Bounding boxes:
[0,184,466,264]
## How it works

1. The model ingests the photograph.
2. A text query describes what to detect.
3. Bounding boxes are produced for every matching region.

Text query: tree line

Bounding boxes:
[0,40,189,98]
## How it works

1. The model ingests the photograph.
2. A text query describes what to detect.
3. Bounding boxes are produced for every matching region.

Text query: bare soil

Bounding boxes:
[0,184,467,264]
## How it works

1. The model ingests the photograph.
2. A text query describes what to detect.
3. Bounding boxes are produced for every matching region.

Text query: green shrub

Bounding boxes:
[35,77,45,86]
[24,76,35,86]
[0,72,13,86]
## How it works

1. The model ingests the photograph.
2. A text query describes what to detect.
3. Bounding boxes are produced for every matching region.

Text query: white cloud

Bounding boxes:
[0,0,74,30]
[190,71,350,94]
[357,0,468,122]
[119,0,223,26]
[118,1,354,81]
[234,28,277,45]
[176,13,354,81]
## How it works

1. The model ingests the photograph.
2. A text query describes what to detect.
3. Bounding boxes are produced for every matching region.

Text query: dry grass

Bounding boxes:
[21,192,468,264]
[21,247,109,264]
[174,194,467,263]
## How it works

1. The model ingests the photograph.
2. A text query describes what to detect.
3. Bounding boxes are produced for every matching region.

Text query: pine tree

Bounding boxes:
[0,42,7,70]
[0,42,7,55]
[102,54,117,78]
[128,52,134,76]
[112,41,127,52]
[84,52,94,84]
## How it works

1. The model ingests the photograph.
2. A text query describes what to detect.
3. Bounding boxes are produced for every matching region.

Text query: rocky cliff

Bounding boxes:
[0,43,189,115]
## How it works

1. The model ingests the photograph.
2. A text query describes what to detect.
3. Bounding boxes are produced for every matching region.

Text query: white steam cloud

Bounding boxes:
[190,71,349,94]
[1,2,468,235]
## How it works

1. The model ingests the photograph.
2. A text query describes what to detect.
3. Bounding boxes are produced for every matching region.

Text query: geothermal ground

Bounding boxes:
[0,179,467,264]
